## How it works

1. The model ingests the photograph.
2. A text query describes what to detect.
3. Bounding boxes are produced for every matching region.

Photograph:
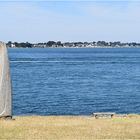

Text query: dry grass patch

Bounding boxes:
[0,115,140,140]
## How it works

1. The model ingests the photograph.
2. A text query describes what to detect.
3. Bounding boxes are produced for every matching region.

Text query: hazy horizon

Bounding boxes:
[0,0,140,43]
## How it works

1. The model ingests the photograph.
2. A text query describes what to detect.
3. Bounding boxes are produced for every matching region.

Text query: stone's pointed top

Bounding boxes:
[0,41,6,47]
[0,42,12,118]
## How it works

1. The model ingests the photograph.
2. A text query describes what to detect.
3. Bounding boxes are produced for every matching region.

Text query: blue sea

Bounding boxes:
[9,48,140,115]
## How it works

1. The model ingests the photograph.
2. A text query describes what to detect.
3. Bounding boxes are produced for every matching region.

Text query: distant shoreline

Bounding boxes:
[6,41,140,48]
[8,46,140,48]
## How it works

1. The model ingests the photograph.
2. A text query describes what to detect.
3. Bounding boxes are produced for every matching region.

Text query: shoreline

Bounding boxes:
[10,113,140,117]
[8,46,140,48]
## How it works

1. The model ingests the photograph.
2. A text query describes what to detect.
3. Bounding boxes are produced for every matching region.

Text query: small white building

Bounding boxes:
[11,43,16,48]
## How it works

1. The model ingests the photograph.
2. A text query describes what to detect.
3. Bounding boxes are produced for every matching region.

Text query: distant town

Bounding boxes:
[6,41,140,48]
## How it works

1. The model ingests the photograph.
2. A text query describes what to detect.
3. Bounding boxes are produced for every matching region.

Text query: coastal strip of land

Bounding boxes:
[7,41,140,48]
[0,115,140,140]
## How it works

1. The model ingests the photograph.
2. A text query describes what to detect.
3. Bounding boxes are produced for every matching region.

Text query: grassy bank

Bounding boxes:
[0,115,140,140]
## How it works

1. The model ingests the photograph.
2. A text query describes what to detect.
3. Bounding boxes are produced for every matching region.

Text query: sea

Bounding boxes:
[9,48,140,115]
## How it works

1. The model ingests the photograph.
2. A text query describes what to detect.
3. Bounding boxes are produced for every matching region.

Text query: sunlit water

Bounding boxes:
[9,48,140,115]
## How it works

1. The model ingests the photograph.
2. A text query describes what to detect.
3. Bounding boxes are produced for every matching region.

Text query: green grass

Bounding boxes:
[0,115,140,140]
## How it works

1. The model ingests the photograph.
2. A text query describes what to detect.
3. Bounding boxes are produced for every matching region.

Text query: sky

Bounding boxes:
[0,0,140,43]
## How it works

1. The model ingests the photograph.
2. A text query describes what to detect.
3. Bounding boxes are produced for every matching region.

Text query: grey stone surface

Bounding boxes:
[93,112,116,119]
[0,42,12,117]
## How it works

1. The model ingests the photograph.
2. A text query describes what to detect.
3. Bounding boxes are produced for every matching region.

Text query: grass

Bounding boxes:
[0,115,140,140]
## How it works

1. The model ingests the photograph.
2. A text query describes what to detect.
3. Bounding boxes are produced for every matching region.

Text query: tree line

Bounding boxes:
[6,41,140,48]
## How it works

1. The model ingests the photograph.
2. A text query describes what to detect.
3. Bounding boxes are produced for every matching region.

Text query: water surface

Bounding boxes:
[9,48,140,115]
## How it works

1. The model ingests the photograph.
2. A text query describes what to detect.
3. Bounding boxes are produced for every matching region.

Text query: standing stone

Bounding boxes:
[0,42,12,118]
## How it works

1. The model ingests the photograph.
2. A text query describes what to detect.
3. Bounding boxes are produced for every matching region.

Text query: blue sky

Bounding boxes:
[0,0,140,43]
